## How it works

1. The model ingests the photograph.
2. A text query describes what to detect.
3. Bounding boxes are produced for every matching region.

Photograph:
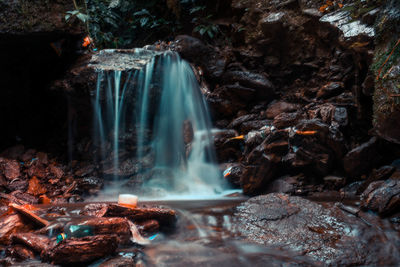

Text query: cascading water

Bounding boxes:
[91,49,224,197]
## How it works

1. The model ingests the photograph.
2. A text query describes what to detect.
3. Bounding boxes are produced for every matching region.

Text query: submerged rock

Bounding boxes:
[234,193,400,265]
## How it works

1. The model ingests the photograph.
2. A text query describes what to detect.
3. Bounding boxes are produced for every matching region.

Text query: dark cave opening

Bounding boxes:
[0,33,81,154]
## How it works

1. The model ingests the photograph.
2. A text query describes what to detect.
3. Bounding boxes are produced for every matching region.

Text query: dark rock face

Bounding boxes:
[234,193,400,266]
[361,179,400,216]
[372,0,400,144]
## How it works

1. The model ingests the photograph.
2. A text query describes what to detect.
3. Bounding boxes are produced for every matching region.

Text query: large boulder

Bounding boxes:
[234,193,400,265]
[343,137,382,178]
[361,178,400,216]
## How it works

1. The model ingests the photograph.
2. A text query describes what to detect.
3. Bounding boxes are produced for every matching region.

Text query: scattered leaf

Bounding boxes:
[27,176,47,196]
[82,36,93,47]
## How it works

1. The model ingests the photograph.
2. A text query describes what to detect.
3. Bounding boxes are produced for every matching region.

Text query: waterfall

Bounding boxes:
[92,49,223,197]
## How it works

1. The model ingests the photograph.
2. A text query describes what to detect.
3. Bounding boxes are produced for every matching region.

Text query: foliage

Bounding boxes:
[66,0,177,48]
[65,0,220,48]
[185,1,220,40]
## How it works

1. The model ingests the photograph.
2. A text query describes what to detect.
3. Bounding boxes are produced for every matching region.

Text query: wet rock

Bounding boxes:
[183,120,194,145]
[361,179,400,216]
[49,165,64,179]
[213,129,241,162]
[320,9,375,39]
[12,233,51,253]
[27,162,48,179]
[10,191,38,204]
[223,84,257,101]
[228,114,259,129]
[302,8,323,18]
[222,163,243,187]
[244,129,266,152]
[76,176,103,193]
[81,203,176,226]
[240,120,269,133]
[343,137,382,178]
[7,179,28,192]
[222,71,274,99]
[296,118,346,160]
[99,256,136,267]
[357,165,396,194]
[241,144,278,195]
[333,106,348,126]
[43,235,118,265]
[265,175,299,194]
[137,220,160,235]
[362,8,380,25]
[77,217,131,245]
[174,35,210,63]
[259,12,286,37]
[0,159,21,180]
[6,244,35,261]
[273,111,304,128]
[207,97,241,118]
[323,175,346,190]
[74,164,96,177]
[103,158,140,178]
[0,214,33,245]
[316,82,344,99]
[234,193,399,265]
[266,101,301,119]
[372,0,400,144]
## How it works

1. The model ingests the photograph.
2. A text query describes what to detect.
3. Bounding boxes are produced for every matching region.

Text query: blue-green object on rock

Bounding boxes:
[56,225,94,243]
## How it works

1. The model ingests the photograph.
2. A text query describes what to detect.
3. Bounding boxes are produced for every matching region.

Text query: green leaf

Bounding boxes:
[134,9,151,16]
[140,17,149,27]
[207,30,214,38]
[199,27,206,36]
[189,6,205,14]
[66,10,79,15]
[77,13,89,23]
[211,25,218,33]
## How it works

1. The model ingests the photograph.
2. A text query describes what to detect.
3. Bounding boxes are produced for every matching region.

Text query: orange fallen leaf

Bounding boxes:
[295,130,317,136]
[39,195,51,204]
[229,135,245,140]
[319,4,329,12]
[82,36,92,47]
[27,176,47,196]
[338,3,343,8]
[349,42,370,48]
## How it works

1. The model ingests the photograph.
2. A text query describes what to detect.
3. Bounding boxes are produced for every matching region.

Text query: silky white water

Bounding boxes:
[92,49,225,198]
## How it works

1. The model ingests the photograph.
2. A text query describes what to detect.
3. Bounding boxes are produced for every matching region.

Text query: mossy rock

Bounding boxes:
[372,0,400,143]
